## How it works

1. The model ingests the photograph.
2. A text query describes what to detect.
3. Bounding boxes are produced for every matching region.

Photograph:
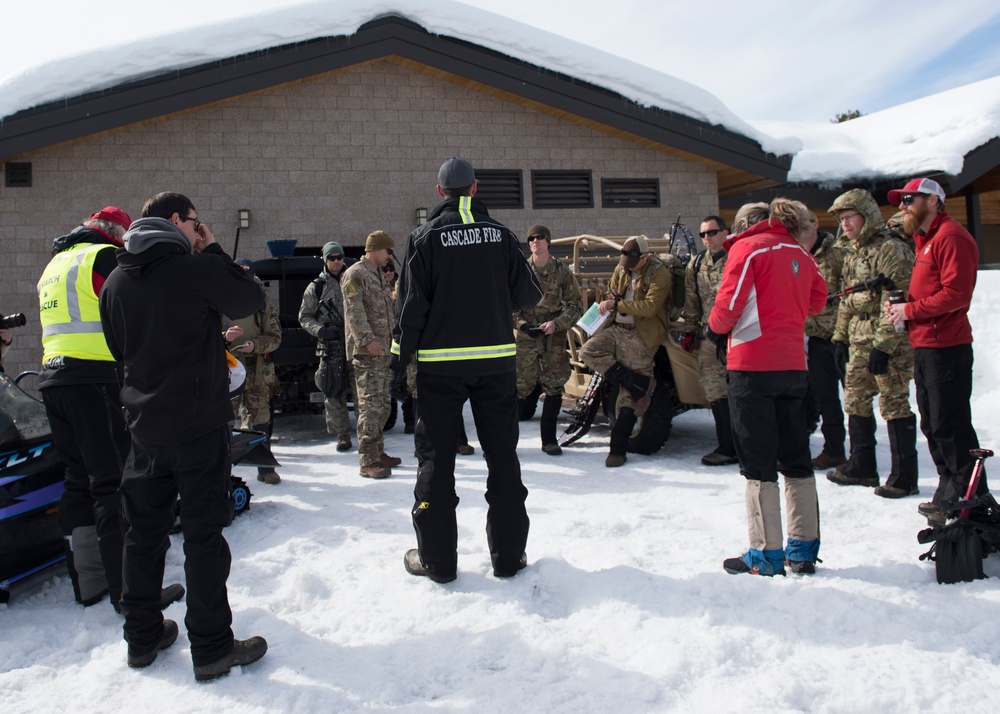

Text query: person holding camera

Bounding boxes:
[299,241,354,452]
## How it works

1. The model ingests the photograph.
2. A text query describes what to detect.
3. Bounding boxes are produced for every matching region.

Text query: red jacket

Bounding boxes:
[904,211,977,348]
[709,221,827,371]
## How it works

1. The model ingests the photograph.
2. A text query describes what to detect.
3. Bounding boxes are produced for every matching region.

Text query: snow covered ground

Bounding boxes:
[3,273,999,713]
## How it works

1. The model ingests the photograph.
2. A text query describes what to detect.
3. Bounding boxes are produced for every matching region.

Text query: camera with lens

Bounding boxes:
[0,312,27,329]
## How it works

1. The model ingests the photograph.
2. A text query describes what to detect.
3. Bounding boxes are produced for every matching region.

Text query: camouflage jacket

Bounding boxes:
[513,255,583,336]
[833,229,914,353]
[298,268,345,355]
[222,286,280,387]
[805,232,843,340]
[341,258,394,360]
[679,249,726,332]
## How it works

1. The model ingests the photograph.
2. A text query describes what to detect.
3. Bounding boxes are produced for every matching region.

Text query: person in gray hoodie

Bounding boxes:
[99,192,268,682]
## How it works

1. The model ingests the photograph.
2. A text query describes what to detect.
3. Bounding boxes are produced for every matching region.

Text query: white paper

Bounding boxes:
[576,301,610,336]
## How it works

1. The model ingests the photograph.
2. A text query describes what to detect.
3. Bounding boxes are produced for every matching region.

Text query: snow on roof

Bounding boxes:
[0,0,799,157]
[751,74,1000,185]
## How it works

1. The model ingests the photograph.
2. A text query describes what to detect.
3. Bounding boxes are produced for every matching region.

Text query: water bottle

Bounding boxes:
[886,289,906,332]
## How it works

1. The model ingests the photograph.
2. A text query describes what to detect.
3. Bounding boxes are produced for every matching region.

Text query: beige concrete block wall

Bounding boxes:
[0,59,718,376]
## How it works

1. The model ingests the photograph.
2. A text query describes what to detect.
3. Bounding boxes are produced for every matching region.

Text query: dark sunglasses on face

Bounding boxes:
[900,193,928,205]
[178,214,202,232]
[699,228,723,239]
[382,264,395,274]
[621,248,641,258]
[527,234,547,242]
[326,254,344,261]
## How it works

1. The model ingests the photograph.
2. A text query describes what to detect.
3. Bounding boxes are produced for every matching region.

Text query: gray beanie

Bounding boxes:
[322,241,344,259]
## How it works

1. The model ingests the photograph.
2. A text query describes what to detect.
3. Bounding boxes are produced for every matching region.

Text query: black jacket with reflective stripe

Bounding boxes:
[393,196,542,376]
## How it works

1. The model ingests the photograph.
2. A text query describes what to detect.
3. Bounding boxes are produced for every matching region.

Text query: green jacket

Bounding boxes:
[608,253,672,351]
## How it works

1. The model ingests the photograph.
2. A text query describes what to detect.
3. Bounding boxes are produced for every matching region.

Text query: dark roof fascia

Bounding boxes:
[949,137,1000,193]
[0,15,790,182]
[718,177,924,210]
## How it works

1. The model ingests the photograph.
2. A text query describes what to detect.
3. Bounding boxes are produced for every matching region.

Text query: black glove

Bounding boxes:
[519,323,544,338]
[318,325,341,342]
[867,347,890,375]
[833,341,849,380]
[390,369,409,402]
[704,327,728,366]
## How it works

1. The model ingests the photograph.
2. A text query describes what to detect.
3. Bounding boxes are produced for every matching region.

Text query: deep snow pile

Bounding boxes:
[2,273,999,713]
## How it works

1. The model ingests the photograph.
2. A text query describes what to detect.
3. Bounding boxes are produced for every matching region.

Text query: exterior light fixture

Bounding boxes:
[416,207,428,226]
[238,209,251,229]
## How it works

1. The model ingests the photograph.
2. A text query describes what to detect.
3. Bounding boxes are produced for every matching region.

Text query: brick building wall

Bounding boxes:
[0,59,719,376]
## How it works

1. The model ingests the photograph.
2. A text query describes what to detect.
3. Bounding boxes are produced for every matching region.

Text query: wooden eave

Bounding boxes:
[0,15,789,194]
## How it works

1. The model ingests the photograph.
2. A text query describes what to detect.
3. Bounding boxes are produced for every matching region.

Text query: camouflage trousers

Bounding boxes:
[697,337,728,404]
[232,360,278,427]
[515,332,571,398]
[844,342,914,419]
[353,354,391,467]
[322,360,356,438]
[579,324,654,414]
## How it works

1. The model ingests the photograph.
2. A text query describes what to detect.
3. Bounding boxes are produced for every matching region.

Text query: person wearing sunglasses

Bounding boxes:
[99,191,268,679]
[884,178,987,524]
[578,235,670,468]
[679,216,739,467]
[299,241,355,453]
[341,230,402,480]
[514,224,584,456]
[826,189,918,502]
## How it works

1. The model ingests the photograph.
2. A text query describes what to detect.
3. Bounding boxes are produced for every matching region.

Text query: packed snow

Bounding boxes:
[2,272,999,712]
[0,0,797,156]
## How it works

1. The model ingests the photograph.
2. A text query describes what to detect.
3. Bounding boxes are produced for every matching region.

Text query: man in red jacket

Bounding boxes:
[884,178,986,524]
[708,199,828,576]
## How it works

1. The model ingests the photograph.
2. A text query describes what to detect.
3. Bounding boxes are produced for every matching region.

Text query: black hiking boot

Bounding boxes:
[403,549,457,584]
[493,553,528,578]
[193,637,268,682]
[540,393,563,455]
[127,619,179,668]
[606,407,636,468]
[827,414,879,487]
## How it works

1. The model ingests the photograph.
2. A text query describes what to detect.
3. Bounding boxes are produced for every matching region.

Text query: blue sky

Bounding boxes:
[2,0,999,123]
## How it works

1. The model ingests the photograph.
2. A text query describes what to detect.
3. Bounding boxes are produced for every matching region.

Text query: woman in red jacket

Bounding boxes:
[708,198,828,576]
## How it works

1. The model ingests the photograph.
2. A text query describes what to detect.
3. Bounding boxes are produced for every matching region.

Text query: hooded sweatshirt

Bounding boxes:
[99,217,263,445]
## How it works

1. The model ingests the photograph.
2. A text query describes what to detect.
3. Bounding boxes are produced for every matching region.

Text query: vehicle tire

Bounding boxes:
[628,378,676,455]
[518,382,542,421]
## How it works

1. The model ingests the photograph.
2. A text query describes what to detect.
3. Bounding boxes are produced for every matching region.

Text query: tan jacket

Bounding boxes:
[608,254,672,351]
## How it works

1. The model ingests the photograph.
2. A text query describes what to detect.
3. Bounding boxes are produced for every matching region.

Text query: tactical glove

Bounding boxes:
[704,327,728,366]
[833,341,849,380]
[519,323,545,338]
[867,347,890,376]
[389,369,409,402]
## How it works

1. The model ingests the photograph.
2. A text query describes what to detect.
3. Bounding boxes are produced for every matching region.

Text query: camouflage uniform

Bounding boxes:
[828,189,918,494]
[680,249,728,403]
[342,258,395,468]
[223,279,281,427]
[514,255,583,398]
[298,268,355,439]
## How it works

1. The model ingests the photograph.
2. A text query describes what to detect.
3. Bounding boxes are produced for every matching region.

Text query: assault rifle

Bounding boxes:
[826,273,895,305]
[318,327,347,399]
[558,372,604,447]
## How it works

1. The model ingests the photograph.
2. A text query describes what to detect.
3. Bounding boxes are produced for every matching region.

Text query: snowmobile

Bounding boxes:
[0,370,265,604]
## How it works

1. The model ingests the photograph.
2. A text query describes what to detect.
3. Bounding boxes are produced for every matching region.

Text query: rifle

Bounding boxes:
[826,273,895,305]
[558,372,604,447]
[317,328,347,399]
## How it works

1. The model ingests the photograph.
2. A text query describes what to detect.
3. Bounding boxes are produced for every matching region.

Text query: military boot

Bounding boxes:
[875,415,919,498]
[606,407,636,467]
[701,399,739,466]
[604,363,656,417]
[827,414,879,487]
[540,393,563,455]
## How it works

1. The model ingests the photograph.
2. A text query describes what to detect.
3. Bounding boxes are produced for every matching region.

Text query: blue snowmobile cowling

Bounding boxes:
[0,373,65,602]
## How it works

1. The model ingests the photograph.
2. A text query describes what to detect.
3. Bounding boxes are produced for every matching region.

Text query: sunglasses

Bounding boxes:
[382,264,395,274]
[178,214,202,232]
[326,254,344,261]
[527,234,547,242]
[900,193,928,205]
[621,248,642,258]
[698,229,723,239]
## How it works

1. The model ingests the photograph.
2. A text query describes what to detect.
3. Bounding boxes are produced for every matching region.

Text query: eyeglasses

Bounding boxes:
[900,193,928,205]
[326,254,344,261]
[621,248,642,258]
[698,229,723,239]
[178,214,202,232]
[838,213,863,224]
[527,234,547,242]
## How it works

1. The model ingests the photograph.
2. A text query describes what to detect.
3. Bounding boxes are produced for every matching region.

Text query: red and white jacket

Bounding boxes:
[904,211,977,348]
[708,220,827,372]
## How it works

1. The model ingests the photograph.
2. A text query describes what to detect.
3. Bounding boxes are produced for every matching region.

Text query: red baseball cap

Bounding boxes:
[91,206,132,231]
[887,178,946,206]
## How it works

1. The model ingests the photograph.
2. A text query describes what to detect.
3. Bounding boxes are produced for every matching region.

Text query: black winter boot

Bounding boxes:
[604,363,655,417]
[828,414,879,487]
[540,393,562,455]
[876,415,919,498]
[402,396,415,434]
[606,407,636,467]
[702,399,739,466]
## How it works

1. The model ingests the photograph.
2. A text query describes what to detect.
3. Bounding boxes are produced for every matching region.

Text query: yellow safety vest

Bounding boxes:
[38,243,116,363]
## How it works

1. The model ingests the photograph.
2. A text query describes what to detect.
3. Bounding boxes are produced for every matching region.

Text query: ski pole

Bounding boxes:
[959,448,994,519]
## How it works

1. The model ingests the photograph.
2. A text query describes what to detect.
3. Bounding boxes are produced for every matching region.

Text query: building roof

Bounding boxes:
[0,6,793,196]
